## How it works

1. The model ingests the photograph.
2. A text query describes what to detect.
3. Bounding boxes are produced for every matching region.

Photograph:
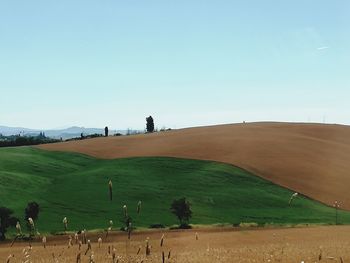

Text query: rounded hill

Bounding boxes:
[39,122,350,209]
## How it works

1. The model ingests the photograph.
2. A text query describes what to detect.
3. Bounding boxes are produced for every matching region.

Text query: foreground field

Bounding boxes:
[1,226,350,262]
[1,147,348,234]
[39,122,350,209]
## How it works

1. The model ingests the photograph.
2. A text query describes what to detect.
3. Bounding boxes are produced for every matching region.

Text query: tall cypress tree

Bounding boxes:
[146,116,154,133]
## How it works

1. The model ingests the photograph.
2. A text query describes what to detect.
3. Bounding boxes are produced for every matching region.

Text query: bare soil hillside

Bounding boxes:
[39,122,350,209]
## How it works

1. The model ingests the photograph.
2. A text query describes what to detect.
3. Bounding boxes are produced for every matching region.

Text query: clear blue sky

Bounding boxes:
[1,1,349,130]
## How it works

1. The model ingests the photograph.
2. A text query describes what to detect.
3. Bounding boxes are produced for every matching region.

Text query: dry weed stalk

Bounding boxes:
[112,247,117,263]
[289,192,298,205]
[334,201,341,225]
[28,217,35,236]
[89,251,95,263]
[68,235,73,248]
[127,222,132,240]
[74,232,79,244]
[82,229,87,244]
[108,180,113,201]
[22,246,32,263]
[160,234,164,247]
[123,205,128,217]
[145,237,151,256]
[106,220,113,240]
[63,217,68,231]
[16,221,21,235]
[6,254,14,263]
[76,252,81,263]
[137,201,142,214]
[85,239,92,255]
[318,247,322,261]
[42,236,47,248]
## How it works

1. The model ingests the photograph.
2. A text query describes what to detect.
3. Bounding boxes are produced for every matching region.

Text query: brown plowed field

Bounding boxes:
[1,226,350,262]
[39,122,350,209]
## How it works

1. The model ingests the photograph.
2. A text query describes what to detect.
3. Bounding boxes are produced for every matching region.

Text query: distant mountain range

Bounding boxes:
[0,125,139,140]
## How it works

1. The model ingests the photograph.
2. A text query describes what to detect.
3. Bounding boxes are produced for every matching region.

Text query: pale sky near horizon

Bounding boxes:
[0,1,349,130]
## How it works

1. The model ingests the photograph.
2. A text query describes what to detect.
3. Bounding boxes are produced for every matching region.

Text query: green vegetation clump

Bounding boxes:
[65,133,103,142]
[0,147,349,235]
[0,207,18,240]
[0,134,59,147]
[171,197,192,228]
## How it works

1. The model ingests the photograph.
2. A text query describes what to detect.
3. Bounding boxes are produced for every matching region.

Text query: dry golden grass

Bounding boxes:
[1,226,350,262]
[38,122,350,209]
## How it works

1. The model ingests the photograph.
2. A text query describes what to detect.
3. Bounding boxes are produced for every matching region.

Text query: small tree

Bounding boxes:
[170,198,192,228]
[0,207,18,240]
[146,116,154,133]
[24,202,39,231]
[105,126,109,137]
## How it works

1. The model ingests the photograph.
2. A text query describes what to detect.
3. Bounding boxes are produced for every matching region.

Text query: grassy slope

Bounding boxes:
[0,147,349,234]
[39,122,350,210]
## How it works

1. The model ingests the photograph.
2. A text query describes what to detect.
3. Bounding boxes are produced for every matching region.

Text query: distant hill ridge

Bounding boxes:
[0,125,135,139]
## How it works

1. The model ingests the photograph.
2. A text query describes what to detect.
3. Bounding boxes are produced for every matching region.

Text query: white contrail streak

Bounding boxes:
[317,46,329,50]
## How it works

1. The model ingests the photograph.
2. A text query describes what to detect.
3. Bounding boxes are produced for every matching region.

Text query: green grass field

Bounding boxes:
[0,146,349,234]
